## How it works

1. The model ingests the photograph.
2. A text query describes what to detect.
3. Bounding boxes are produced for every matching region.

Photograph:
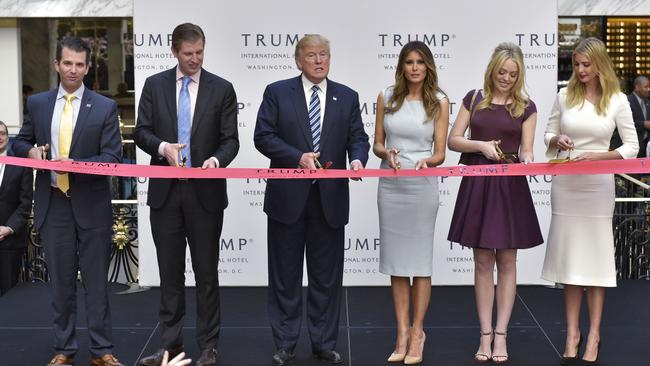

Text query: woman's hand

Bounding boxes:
[572,152,602,162]
[387,148,401,170]
[519,152,533,164]
[554,134,574,151]
[478,140,501,161]
[415,158,429,171]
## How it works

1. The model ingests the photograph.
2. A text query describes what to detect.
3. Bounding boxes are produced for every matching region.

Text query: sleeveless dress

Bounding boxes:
[447,90,543,249]
[541,88,638,287]
[378,87,446,276]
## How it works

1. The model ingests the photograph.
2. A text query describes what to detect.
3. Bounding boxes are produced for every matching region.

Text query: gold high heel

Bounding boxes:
[387,330,408,362]
[386,352,405,362]
[404,331,426,365]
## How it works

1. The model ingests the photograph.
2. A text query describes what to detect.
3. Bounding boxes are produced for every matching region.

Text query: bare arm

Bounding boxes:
[447,103,500,161]
[372,92,399,169]
[519,112,537,163]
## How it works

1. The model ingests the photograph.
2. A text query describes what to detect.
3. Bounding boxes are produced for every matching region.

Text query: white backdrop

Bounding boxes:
[133,0,558,286]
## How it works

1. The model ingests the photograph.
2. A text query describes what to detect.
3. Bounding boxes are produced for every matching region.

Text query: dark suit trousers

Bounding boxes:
[267,183,345,352]
[40,188,113,357]
[150,180,223,350]
[0,248,24,295]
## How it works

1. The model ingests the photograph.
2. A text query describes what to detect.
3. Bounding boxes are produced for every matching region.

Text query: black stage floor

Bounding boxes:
[1,281,648,366]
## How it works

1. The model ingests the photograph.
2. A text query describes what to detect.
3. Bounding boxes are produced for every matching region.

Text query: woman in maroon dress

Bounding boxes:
[447,42,543,364]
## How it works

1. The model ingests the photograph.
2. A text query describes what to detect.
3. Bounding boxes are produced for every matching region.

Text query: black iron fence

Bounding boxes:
[17,176,650,284]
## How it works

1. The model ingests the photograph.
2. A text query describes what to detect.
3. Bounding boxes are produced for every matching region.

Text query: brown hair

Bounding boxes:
[171,23,205,51]
[386,41,445,121]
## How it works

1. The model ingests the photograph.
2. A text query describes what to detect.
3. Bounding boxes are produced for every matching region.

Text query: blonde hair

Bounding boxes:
[294,34,330,59]
[566,37,620,115]
[386,41,445,121]
[475,42,529,118]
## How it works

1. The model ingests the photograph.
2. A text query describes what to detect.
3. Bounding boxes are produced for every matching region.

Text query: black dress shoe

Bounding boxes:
[139,346,183,366]
[197,348,217,366]
[313,349,342,364]
[272,349,295,365]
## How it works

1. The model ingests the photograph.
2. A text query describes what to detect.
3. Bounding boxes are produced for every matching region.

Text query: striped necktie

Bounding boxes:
[57,93,75,194]
[309,85,321,152]
[178,76,192,167]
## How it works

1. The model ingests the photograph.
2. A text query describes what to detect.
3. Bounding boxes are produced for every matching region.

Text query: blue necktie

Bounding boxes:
[309,85,321,152]
[178,76,192,167]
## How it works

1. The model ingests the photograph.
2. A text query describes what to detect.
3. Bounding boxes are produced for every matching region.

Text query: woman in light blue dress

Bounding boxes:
[373,41,449,365]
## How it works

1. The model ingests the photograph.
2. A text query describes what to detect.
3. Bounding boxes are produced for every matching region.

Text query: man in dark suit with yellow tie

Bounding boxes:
[0,120,33,296]
[134,23,239,366]
[13,37,123,366]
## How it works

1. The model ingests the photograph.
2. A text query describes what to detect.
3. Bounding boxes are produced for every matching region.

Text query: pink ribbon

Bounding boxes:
[0,155,648,179]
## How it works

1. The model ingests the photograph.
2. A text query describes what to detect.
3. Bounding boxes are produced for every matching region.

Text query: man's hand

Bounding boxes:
[299,152,320,170]
[27,144,49,160]
[350,160,363,181]
[51,157,74,174]
[201,159,218,169]
[163,143,184,167]
[0,226,13,241]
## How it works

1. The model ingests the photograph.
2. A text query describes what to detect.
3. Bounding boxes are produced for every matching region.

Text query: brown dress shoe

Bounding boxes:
[139,347,184,366]
[47,354,75,366]
[90,354,124,366]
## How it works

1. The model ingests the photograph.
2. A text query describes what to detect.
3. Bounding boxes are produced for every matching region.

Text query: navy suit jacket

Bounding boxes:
[0,147,33,249]
[254,76,369,228]
[134,68,239,213]
[13,88,122,230]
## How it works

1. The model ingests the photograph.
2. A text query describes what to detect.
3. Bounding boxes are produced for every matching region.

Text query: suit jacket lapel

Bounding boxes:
[320,80,336,151]
[165,69,178,138]
[290,76,313,150]
[631,95,642,116]
[44,89,58,149]
[0,164,9,195]
[192,70,210,137]
[70,90,92,152]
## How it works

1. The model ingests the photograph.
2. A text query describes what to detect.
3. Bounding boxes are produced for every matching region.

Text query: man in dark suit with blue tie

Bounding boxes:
[13,37,123,366]
[0,120,33,296]
[135,23,239,366]
[254,34,370,365]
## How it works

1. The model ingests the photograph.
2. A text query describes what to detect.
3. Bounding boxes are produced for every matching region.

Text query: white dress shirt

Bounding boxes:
[0,150,6,190]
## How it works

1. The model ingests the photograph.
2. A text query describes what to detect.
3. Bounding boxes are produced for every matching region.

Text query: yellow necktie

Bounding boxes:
[57,94,75,194]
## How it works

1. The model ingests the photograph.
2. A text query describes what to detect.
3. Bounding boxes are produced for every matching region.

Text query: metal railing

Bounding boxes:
[20,200,139,284]
[17,175,650,284]
[614,174,650,280]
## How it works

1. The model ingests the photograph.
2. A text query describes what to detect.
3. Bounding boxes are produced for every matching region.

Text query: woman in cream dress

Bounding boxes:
[542,38,638,366]
[374,41,448,365]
